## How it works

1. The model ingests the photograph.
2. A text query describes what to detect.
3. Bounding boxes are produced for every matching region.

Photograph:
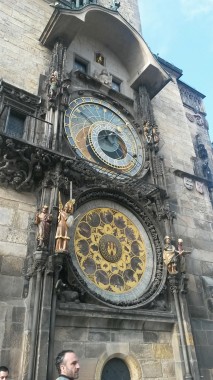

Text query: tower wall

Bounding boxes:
[0,1,213,379]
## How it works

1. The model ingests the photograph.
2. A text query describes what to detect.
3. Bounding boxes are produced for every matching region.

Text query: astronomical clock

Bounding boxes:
[64,97,144,177]
[64,96,165,308]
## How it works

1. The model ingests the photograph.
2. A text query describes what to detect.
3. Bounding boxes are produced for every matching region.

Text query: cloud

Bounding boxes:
[180,0,213,18]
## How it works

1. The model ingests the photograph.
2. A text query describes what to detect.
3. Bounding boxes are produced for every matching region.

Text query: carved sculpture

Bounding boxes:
[98,69,112,86]
[35,205,52,249]
[143,121,152,144]
[143,121,160,152]
[48,71,59,100]
[55,197,75,253]
[110,0,120,10]
[163,236,178,274]
[184,177,194,190]
[202,161,212,181]
[163,236,191,276]
[196,134,208,160]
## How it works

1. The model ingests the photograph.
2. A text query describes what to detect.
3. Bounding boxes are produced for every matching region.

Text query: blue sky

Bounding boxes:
[138,0,213,142]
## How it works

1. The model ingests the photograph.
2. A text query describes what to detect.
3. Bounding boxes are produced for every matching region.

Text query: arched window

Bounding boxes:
[101,358,130,380]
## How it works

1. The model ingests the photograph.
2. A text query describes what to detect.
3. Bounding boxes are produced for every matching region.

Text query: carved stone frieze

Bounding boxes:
[0,132,166,203]
[179,83,205,113]
[0,135,55,191]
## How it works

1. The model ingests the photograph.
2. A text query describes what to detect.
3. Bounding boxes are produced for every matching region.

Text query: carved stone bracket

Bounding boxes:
[24,250,49,279]
[22,249,66,298]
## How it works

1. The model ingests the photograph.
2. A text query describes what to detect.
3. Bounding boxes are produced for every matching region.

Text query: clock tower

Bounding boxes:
[0,0,212,379]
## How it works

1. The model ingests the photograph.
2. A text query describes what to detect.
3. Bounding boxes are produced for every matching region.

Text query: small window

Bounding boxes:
[6,110,25,139]
[74,56,88,73]
[95,52,105,66]
[111,77,121,92]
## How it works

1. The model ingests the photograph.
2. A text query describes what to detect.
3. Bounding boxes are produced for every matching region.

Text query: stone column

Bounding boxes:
[168,275,193,380]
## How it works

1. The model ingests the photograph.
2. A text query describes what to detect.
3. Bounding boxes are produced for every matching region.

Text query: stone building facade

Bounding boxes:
[0,1,213,380]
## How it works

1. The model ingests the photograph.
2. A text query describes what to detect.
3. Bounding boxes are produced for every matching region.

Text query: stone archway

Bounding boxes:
[95,350,142,380]
[101,357,130,380]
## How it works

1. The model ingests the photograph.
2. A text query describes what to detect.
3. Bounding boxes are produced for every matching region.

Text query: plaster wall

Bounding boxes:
[66,34,133,98]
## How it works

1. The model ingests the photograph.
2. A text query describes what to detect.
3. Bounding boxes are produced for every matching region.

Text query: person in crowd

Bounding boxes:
[55,350,80,380]
[0,366,9,380]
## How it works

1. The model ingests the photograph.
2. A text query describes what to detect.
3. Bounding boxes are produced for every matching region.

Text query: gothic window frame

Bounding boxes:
[4,105,27,140]
[111,75,122,92]
[73,54,90,74]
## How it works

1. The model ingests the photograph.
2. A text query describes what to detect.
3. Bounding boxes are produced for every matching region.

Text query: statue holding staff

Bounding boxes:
[55,194,75,253]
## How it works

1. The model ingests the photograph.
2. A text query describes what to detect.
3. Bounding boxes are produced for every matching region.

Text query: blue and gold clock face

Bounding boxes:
[64,97,143,176]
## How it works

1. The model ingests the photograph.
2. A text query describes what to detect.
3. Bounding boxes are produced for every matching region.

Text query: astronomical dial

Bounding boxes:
[64,97,144,176]
[70,200,155,307]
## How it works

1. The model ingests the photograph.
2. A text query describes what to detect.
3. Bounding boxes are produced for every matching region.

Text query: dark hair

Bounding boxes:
[0,366,9,373]
[55,350,74,374]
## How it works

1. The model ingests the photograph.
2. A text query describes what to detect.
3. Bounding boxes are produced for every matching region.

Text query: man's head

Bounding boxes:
[0,367,9,380]
[55,350,80,379]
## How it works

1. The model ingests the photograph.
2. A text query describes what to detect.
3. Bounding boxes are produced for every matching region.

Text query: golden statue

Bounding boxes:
[163,236,191,275]
[55,195,75,253]
[163,236,178,274]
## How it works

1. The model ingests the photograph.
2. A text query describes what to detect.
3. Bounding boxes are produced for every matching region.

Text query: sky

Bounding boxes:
[138,0,213,142]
